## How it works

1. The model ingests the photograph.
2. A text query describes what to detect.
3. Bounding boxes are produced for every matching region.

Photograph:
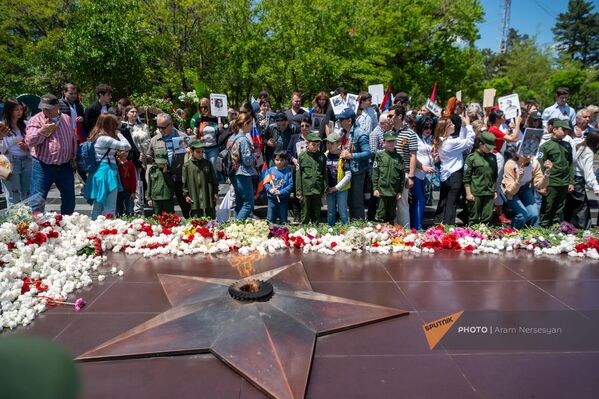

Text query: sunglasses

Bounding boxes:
[157,123,172,130]
[300,124,311,128]
[199,105,209,110]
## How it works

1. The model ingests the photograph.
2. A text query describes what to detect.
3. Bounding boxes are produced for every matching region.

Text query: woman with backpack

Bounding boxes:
[227,113,257,220]
[86,113,131,219]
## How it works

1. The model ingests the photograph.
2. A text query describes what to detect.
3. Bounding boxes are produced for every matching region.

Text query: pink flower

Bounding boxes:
[74,298,86,311]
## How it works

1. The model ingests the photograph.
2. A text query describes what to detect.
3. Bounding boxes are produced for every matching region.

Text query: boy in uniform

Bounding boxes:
[538,119,575,227]
[463,131,498,224]
[372,132,405,223]
[146,149,175,215]
[183,139,219,219]
[296,132,327,224]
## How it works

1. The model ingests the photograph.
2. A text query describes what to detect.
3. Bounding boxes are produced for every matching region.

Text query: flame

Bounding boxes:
[228,253,265,280]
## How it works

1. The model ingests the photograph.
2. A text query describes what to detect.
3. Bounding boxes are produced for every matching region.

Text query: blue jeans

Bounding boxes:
[327,189,349,226]
[29,158,75,215]
[1,155,31,207]
[409,176,427,230]
[507,184,539,229]
[232,174,254,220]
[267,196,289,224]
[91,186,118,220]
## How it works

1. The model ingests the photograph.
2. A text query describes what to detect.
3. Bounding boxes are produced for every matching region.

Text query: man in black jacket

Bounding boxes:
[84,83,112,134]
[59,83,85,142]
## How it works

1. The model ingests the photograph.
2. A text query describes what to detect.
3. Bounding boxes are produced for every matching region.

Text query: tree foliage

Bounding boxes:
[552,0,599,67]
[0,0,597,111]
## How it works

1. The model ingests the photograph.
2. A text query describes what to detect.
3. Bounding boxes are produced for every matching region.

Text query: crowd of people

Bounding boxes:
[1,83,598,230]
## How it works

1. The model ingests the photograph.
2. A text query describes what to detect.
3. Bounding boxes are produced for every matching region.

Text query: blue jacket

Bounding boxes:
[348,125,371,174]
[231,132,258,177]
[264,166,293,198]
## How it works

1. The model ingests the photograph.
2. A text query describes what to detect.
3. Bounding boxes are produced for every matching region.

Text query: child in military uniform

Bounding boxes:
[538,119,575,228]
[463,131,498,224]
[183,139,219,219]
[372,132,405,223]
[296,132,327,224]
[146,149,175,215]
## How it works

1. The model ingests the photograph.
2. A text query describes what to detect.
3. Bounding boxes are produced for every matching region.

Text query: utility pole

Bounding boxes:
[499,0,512,53]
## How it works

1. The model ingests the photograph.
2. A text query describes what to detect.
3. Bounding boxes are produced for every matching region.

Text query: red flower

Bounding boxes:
[217,231,225,239]
[21,278,48,294]
[25,232,47,246]
[182,234,195,243]
[331,242,337,248]
[372,242,379,247]
[7,242,15,251]
[105,213,113,219]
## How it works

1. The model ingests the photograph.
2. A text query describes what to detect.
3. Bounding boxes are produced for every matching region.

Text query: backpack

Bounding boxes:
[216,135,244,178]
[77,141,110,174]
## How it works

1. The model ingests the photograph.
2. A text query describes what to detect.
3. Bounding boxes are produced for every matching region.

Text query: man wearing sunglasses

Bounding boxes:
[145,113,192,217]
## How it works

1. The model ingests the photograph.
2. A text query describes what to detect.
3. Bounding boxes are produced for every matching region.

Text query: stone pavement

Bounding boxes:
[11,250,599,399]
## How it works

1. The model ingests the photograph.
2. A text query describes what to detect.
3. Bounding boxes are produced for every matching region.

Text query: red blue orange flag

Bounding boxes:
[255,163,272,197]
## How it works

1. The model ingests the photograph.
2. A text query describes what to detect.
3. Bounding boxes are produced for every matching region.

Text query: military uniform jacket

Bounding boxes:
[372,150,405,196]
[463,151,497,196]
[296,151,327,197]
[538,139,574,187]
[182,158,218,210]
[146,165,175,201]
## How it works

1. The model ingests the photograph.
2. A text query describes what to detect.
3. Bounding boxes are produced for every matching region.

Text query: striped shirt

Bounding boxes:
[26,112,77,165]
[394,128,418,173]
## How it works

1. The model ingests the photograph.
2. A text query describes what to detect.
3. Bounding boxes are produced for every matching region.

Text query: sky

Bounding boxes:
[475,0,574,51]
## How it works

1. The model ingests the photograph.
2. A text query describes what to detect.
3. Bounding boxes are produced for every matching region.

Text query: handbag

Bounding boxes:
[0,154,12,180]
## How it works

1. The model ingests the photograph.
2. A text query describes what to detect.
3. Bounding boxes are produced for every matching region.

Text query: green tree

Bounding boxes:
[57,0,150,97]
[501,34,553,105]
[552,0,599,66]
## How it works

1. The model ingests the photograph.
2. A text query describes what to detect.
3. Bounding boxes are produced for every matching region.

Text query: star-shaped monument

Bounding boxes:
[78,261,409,399]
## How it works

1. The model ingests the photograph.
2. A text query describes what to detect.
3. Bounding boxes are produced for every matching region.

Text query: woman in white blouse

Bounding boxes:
[432,115,475,225]
[87,113,131,219]
[564,129,599,228]
[0,99,31,207]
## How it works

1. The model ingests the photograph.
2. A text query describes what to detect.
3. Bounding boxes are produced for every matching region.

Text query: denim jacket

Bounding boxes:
[348,125,371,175]
[231,132,258,177]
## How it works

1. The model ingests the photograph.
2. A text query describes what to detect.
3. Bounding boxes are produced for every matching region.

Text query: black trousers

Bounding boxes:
[434,169,463,225]
[564,176,591,229]
[349,171,367,221]
[173,179,191,218]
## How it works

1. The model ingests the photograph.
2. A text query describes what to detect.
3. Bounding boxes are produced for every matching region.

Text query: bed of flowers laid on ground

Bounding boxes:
[1,205,598,330]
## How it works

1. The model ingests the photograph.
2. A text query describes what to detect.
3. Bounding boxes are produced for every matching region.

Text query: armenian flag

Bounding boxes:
[255,163,273,198]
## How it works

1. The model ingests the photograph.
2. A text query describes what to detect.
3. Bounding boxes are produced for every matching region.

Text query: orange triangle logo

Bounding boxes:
[422,311,464,350]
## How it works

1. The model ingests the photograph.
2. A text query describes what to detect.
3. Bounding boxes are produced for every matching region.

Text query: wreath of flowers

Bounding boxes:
[0,206,597,330]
